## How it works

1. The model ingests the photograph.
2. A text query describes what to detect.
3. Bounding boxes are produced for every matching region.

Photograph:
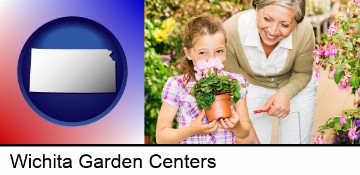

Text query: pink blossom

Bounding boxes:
[328,68,337,79]
[315,68,321,79]
[338,72,351,90]
[161,54,171,62]
[214,57,224,71]
[357,88,360,96]
[326,22,339,35]
[313,45,324,57]
[323,43,337,57]
[314,134,327,144]
[203,5,210,10]
[207,58,217,70]
[194,60,209,80]
[326,26,337,36]
[314,56,320,65]
[353,0,360,5]
[194,60,208,72]
[348,123,359,141]
[349,28,355,34]
[194,58,225,80]
[340,113,346,126]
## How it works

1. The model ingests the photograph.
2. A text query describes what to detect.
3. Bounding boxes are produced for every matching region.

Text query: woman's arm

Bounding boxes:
[156,103,219,144]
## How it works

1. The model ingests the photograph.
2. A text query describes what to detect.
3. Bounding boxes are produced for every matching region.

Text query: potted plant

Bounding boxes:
[313,1,360,144]
[190,57,242,121]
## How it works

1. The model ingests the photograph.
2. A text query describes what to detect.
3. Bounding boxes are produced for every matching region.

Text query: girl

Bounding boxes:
[156,15,259,144]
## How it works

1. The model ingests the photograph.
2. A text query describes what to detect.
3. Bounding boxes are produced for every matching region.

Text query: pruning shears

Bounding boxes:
[253,107,270,114]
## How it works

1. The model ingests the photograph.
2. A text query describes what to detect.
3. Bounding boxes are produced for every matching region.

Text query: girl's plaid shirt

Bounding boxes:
[161,71,248,144]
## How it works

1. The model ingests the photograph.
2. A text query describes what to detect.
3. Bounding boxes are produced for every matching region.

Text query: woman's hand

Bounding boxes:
[263,91,290,118]
[219,109,240,131]
[189,110,219,135]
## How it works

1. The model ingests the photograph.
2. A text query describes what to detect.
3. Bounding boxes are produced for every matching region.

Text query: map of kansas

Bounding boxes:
[29,49,116,93]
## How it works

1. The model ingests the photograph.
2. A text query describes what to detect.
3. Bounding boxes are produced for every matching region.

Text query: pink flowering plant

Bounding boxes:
[313,1,360,144]
[313,1,360,94]
[314,109,360,144]
[190,58,241,110]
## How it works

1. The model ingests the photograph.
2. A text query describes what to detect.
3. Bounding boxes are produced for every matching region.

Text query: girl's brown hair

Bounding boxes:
[177,14,226,86]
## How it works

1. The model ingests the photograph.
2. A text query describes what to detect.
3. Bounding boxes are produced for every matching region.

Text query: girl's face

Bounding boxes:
[256,4,296,47]
[184,32,226,66]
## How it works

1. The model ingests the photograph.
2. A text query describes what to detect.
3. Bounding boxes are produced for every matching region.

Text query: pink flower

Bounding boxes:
[326,26,337,36]
[338,72,351,90]
[340,113,346,126]
[353,0,360,5]
[161,54,171,62]
[315,68,321,79]
[207,58,217,71]
[194,58,225,80]
[348,123,359,141]
[314,56,320,65]
[323,43,337,57]
[195,73,202,81]
[203,5,210,10]
[326,22,339,36]
[194,60,209,80]
[314,134,327,144]
[349,28,355,34]
[328,68,337,79]
[357,88,360,96]
[313,45,324,57]
[214,57,224,71]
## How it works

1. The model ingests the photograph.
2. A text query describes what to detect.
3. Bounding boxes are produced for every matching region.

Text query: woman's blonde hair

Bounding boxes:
[252,0,306,23]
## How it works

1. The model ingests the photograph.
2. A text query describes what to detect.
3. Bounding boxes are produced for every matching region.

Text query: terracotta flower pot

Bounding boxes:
[205,94,232,122]
[144,135,150,144]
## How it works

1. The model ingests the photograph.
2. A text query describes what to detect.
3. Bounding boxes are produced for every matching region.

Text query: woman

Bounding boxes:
[224,0,317,144]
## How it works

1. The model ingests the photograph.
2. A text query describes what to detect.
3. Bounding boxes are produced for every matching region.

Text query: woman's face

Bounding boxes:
[184,32,226,65]
[256,4,296,47]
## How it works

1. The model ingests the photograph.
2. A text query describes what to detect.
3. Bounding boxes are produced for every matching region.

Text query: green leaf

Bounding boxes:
[349,75,359,89]
[352,23,360,30]
[328,121,335,128]
[333,117,340,123]
[322,125,328,130]
[334,123,341,130]
[343,123,350,130]
[334,71,345,84]
[241,83,246,88]
[334,64,344,71]
[344,42,353,50]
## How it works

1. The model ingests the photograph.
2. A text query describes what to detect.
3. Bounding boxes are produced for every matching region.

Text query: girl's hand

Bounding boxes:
[189,110,219,135]
[262,91,290,118]
[219,109,240,131]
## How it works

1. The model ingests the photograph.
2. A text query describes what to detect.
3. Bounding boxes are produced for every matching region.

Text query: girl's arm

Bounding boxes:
[218,97,251,139]
[232,97,252,139]
[156,102,219,144]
